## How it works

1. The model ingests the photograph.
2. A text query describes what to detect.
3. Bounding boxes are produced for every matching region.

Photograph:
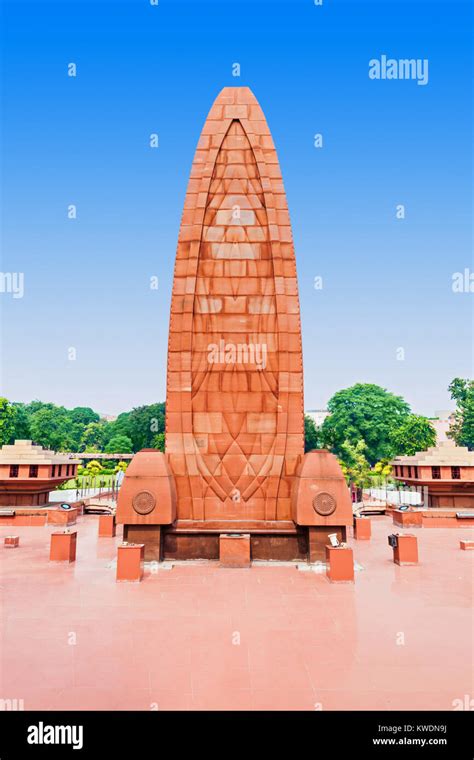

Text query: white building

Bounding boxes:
[429,410,455,444]
[305,409,329,427]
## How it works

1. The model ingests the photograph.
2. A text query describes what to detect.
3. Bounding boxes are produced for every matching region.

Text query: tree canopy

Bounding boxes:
[389,414,436,456]
[28,404,78,452]
[103,403,166,451]
[338,439,373,488]
[0,398,15,447]
[152,432,166,453]
[104,435,134,454]
[320,383,411,465]
[2,399,166,455]
[448,377,474,450]
[304,415,321,452]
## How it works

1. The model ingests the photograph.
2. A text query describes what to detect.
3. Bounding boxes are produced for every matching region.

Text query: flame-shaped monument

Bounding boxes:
[117,87,352,562]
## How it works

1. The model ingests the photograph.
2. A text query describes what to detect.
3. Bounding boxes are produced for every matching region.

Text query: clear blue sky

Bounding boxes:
[1,0,472,416]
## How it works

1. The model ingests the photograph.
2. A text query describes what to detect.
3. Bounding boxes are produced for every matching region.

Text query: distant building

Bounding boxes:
[391,440,474,508]
[0,440,80,507]
[429,409,455,444]
[305,409,329,427]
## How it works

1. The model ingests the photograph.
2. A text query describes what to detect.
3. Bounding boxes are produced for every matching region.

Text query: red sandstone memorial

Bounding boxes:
[0,440,79,507]
[392,440,474,508]
[116,87,352,561]
[1,88,472,720]
[0,440,80,528]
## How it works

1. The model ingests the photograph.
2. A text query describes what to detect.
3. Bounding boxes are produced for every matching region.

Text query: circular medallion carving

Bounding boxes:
[312,492,336,516]
[132,490,156,515]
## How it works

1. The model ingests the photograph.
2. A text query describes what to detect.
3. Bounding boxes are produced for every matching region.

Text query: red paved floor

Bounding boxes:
[0,516,472,710]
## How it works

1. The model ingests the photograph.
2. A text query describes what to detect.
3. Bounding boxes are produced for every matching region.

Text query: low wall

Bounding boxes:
[388,506,474,529]
[422,511,474,528]
[0,507,78,527]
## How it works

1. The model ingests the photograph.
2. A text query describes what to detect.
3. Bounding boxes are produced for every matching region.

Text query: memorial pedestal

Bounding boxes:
[50,531,77,562]
[393,534,418,565]
[354,517,371,540]
[98,514,116,538]
[4,535,19,548]
[325,545,354,582]
[220,534,251,568]
[116,543,145,582]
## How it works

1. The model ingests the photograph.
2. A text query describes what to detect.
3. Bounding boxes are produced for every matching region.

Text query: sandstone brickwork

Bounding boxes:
[166,87,304,522]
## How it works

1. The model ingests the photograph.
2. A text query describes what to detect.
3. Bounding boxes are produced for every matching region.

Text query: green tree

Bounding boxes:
[0,398,15,446]
[448,377,474,450]
[28,404,77,451]
[152,432,165,452]
[338,439,372,488]
[80,421,107,452]
[389,414,436,456]
[304,415,321,452]
[87,403,167,453]
[126,403,166,451]
[104,435,134,454]
[102,413,131,447]
[69,407,100,426]
[320,383,410,465]
[10,402,31,441]
[24,400,50,416]
[372,460,393,485]
[68,407,100,446]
